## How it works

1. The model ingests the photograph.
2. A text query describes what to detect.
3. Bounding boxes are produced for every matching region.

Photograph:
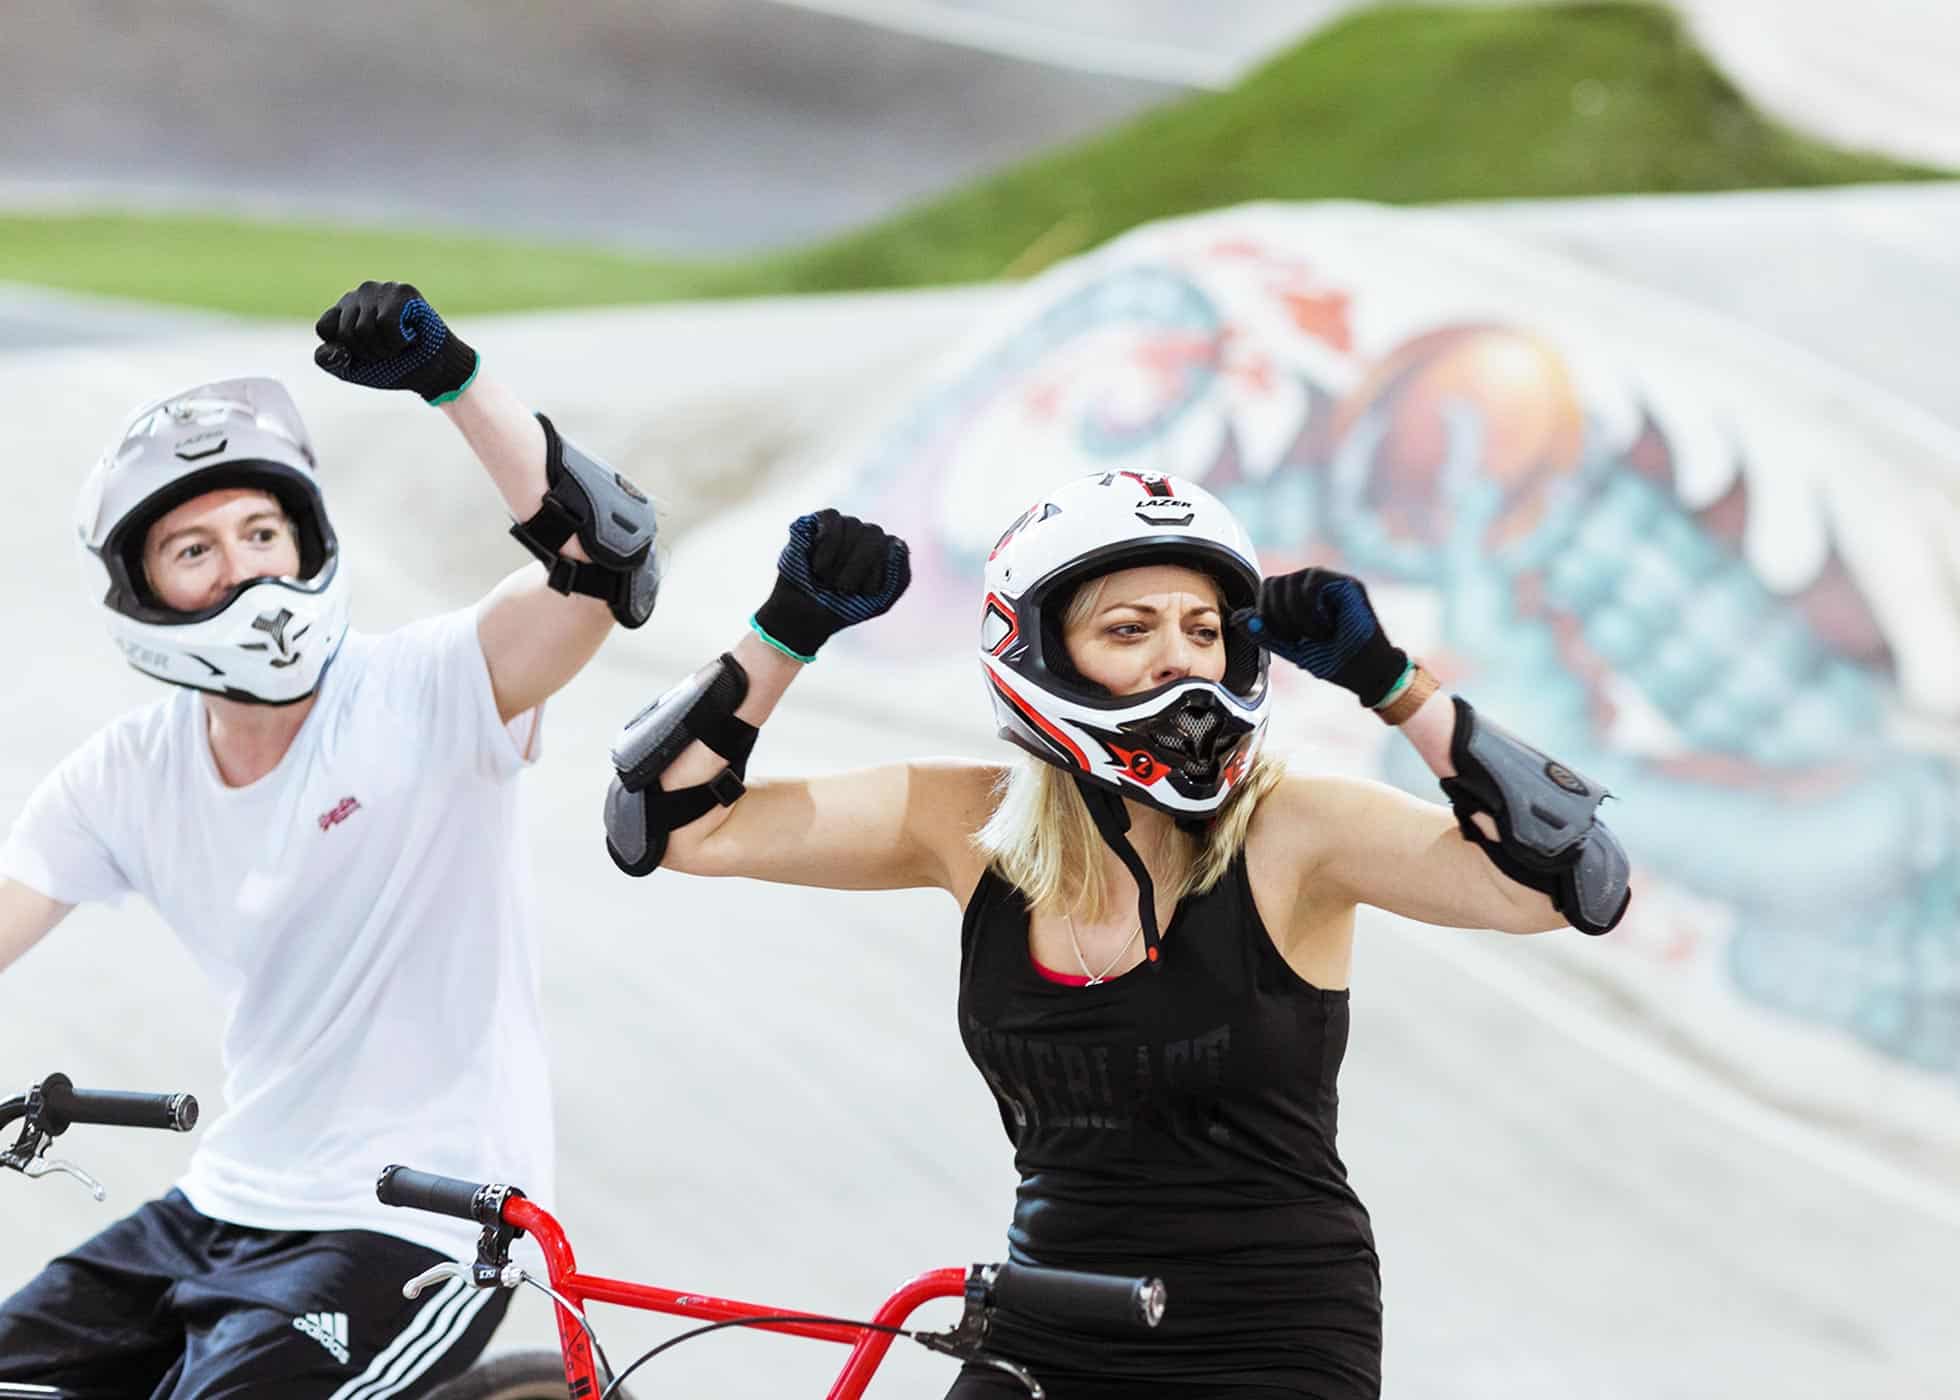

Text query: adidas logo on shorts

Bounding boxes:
[294,1310,351,1364]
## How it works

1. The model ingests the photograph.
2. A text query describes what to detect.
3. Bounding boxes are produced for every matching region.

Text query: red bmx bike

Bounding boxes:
[377,1165,1167,1400]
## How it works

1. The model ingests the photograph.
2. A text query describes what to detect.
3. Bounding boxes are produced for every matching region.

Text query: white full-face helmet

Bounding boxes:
[75,377,351,705]
[980,470,1270,821]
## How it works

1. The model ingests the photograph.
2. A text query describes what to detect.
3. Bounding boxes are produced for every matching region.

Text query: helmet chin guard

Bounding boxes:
[985,667,1265,818]
[76,378,350,704]
[979,470,1270,821]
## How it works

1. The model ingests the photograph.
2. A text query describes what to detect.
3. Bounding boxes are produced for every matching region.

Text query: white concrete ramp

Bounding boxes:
[5,197,1958,1397]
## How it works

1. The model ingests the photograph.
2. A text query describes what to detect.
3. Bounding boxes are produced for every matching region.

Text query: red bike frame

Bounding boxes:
[504,1195,967,1398]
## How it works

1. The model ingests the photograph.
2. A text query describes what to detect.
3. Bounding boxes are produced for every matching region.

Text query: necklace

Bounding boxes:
[1063,913,1141,985]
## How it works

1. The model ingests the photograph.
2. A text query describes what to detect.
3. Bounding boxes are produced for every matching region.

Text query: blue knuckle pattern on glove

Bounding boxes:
[1264,578,1375,679]
[776,513,907,622]
[334,299,448,390]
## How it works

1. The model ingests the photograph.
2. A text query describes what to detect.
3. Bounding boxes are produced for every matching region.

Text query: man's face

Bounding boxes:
[142,487,301,613]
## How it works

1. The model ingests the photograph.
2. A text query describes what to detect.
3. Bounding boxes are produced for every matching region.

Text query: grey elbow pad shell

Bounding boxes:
[604,654,756,877]
[604,774,657,876]
[512,413,662,628]
[1564,821,1632,934]
[1439,697,1632,935]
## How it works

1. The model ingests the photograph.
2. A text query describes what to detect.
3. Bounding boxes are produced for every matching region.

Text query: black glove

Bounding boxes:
[1232,567,1409,707]
[313,281,478,403]
[750,510,910,662]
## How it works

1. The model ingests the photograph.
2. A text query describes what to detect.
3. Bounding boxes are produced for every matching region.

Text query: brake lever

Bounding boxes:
[912,1334,1044,1397]
[403,1257,613,1386]
[401,1261,474,1300]
[21,1155,106,1201]
[403,1258,534,1301]
[908,1265,1044,1398]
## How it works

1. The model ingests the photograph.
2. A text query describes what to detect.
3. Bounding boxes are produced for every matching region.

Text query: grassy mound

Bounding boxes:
[0,2,1939,316]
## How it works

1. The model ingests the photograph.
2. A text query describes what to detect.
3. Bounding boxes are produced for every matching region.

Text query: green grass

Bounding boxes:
[1,2,1942,317]
[0,215,727,317]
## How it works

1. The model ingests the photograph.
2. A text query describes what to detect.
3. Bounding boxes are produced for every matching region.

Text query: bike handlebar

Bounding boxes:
[993,1260,1165,1331]
[375,1164,497,1223]
[33,1073,198,1134]
[377,1164,1167,1336]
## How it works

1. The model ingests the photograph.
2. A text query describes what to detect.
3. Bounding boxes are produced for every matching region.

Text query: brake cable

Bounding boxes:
[594,1312,1041,1400]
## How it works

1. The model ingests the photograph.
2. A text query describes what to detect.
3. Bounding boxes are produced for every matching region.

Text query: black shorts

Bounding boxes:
[0,1188,509,1400]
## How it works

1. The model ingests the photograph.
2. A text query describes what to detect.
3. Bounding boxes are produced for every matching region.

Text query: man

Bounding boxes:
[0,281,658,1397]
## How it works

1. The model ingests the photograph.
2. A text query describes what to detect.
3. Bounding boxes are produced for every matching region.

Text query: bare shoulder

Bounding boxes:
[1280,770,1428,813]
[1246,770,1441,873]
[1245,769,1364,845]
[901,758,1004,885]
[905,758,1006,833]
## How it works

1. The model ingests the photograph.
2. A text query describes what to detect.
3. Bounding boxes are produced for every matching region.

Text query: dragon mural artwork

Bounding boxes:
[833,206,1959,1081]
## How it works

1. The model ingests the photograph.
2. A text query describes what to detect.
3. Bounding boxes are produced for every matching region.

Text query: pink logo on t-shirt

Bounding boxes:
[317,797,362,833]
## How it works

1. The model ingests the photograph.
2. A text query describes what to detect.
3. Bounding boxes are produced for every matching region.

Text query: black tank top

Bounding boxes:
[958,852,1382,1396]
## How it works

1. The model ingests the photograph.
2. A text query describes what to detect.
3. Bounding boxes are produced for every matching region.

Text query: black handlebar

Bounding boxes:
[375,1165,497,1223]
[992,1261,1165,1331]
[25,1073,198,1135]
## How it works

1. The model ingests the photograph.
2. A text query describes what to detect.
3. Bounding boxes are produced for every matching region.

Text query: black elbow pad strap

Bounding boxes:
[604,654,757,877]
[1439,697,1631,935]
[511,413,662,628]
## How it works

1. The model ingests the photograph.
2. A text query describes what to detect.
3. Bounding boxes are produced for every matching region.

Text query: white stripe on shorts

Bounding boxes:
[363,1284,495,1400]
[326,1276,472,1400]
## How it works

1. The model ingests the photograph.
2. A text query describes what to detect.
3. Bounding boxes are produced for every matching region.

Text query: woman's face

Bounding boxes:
[1061,563,1226,696]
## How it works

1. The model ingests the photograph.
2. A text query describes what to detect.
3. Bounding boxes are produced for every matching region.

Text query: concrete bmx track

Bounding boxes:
[3,184,1959,1397]
[0,0,1181,251]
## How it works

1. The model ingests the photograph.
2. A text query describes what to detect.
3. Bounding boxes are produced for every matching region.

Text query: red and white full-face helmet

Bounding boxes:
[980,470,1269,820]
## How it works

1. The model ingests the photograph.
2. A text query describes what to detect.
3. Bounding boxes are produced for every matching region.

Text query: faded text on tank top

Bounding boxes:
[963,1013,1233,1141]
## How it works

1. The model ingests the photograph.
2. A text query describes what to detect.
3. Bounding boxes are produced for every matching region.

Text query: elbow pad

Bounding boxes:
[1438,698,1631,935]
[604,654,757,877]
[511,413,661,628]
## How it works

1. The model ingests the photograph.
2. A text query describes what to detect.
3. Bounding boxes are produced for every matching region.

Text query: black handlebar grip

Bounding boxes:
[40,1074,197,1133]
[992,1261,1166,1331]
[375,1165,490,1222]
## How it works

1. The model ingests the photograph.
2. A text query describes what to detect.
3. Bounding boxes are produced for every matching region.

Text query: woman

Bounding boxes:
[604,471,1630,1398]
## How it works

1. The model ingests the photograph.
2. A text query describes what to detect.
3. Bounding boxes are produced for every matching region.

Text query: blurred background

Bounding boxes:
[3,3,1956,1397]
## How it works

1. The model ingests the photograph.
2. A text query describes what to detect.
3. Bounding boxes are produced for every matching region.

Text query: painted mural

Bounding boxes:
[834,205,1960,1079]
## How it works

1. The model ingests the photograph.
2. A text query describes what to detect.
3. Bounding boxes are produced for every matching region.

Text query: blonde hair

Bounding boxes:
[973,751,1283,923]
[972,564,1282,922]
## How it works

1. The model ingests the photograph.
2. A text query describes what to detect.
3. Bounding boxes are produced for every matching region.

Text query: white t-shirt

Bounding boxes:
[1,608,553,1257]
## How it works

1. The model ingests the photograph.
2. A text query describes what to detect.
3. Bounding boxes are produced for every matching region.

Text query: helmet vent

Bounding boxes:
[1166,705,1223,779]
[1173,705,1218,745]
[980,605,1013,653]
[1119,692,1248,783]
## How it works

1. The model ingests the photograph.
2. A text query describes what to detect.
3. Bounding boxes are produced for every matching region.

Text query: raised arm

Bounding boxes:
[444,374,620,721]
[0,878,72,977]
[605,511,992,894]
[314,281,657,721]
[1239,566,1630,936]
